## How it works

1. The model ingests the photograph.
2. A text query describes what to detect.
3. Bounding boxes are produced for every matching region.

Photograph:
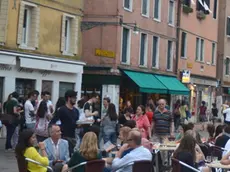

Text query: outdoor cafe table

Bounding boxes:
[153,143,178,172]
[206,161,230,171]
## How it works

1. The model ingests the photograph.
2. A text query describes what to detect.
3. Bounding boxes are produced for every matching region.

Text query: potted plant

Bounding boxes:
[197,10,206,20]
[182,5,193,14]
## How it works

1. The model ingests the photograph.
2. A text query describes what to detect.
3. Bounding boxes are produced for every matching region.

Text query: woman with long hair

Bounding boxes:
[173,134,197,172]
[68,132,102,172]
[15,129,49,172]
[101,103,118,144]
[132,105,151,139]
[35,101,51,142]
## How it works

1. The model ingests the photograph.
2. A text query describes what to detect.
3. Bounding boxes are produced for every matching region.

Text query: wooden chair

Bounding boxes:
[171,158,201,172]
[64,159,105,172]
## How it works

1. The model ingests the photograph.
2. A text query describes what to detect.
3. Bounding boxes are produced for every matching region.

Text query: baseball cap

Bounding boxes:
[65,90,77,99]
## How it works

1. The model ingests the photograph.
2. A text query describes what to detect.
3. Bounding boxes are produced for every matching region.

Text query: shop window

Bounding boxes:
[16,79,35,98]
[59,82,75,97]
[42,80,53,96]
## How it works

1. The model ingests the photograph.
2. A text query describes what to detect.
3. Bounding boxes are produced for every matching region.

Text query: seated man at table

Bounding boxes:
[111,130,152,172]
[43,125,70,172]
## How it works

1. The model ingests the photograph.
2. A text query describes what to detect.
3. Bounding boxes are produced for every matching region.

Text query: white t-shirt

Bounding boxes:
[24,100,35,124]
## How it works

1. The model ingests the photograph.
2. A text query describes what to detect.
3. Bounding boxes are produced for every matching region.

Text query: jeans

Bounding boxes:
[12,126,19,149]
[99,126,104,148]
[5,124,16,150]
[103,131,117,145]
[174,116,180,131]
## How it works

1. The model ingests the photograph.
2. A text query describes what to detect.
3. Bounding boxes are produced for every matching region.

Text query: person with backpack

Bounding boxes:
[173,100,181,131]
[199,101,207,122]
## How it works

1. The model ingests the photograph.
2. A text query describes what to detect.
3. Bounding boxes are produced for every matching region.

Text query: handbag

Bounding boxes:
[0,113,18,125]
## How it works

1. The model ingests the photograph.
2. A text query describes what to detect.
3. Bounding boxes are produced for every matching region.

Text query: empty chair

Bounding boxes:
[133,160,152,172]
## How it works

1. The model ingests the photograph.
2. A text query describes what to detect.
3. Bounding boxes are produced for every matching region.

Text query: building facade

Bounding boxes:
[177,0,218,116]
[82,0,189,111]
[0,0,85,104]
[217,0,230,106]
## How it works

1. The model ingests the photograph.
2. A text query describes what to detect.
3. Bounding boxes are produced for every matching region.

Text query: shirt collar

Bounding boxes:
[51,138,60,146]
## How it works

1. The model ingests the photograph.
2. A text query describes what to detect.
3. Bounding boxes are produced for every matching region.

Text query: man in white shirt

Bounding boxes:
[112,130,152,172]
[37,91,54,115]
[24,92,36,129]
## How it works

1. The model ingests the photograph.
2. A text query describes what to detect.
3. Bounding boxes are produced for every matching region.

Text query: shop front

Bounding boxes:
[0,51,85,104]
[189,76,217,121]
[120,69,190,111]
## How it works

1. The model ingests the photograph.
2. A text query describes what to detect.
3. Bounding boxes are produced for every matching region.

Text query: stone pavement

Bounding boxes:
[0,138,18,172]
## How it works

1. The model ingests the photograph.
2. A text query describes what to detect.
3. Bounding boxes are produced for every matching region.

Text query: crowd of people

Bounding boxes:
[2,89,230,172]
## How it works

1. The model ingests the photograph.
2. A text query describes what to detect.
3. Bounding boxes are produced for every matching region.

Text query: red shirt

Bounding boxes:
[146,111,154,124]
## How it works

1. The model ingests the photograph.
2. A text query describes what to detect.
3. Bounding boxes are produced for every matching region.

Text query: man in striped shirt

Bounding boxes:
[152,99,174,143]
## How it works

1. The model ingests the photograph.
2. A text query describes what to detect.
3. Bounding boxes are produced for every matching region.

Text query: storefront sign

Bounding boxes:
[187,62,193,69]
[39,70,51,77]
[17,67,34,73]
[0,64,12,71]
[95,49,115,58]
[182,70,190,83]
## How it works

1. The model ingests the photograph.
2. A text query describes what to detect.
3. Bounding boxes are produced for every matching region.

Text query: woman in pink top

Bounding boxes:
[132,105,151,139]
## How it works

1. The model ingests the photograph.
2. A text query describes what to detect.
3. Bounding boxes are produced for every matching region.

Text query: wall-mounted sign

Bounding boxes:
[187,62,193,69]
[95,49,115,58]
[182,70,191,83]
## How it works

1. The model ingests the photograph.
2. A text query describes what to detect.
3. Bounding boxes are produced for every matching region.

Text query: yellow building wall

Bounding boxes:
[4,0,83,59]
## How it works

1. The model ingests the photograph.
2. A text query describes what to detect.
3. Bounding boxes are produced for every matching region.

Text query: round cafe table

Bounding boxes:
[206,161,230,169]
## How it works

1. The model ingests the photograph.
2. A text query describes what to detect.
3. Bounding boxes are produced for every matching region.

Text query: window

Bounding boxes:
[181,32,187,58]
[22,7,31,45]
[17,2,40,49]
[211,43,216,65]
[121,28,131,64]
[42,80,53,96]
[227,17,230,36]
[59,82,75,97]
[61,14,79,56]
[152,36,159,68]
[196,38,204,61]
[139,33,148,66]
[142,0,149,16]
[124,0,132,11]
[226,58,230,75]
[168,0,175,25]
[184,0,191,6]
[200,39,204,61]
[0,77,3,104]
[0,0,9,44]
[154,0,161,20]
[167,40,173,70]
[213,0,217,19]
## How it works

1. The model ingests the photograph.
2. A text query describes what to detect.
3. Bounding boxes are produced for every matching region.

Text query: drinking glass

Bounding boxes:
[206,156,212,163]
[212,157,218,162]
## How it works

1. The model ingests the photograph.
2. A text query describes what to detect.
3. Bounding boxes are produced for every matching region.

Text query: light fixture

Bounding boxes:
[133,23,139,35]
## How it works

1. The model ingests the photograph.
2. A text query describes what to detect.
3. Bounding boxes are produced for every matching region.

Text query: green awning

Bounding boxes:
[123,70,168,94]
[154,75,190,95]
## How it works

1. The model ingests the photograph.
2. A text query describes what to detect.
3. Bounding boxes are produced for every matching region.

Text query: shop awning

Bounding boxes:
[123,70,168,94]
[154,75,190,95]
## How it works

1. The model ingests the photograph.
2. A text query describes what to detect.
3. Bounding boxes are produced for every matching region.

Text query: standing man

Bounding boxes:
[152,99,174,142]
[24,92,36,129]
[99,97,110,146]
[55,90,79,156]
[37,91,54,115]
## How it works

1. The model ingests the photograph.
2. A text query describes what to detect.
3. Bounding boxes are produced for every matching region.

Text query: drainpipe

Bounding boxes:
[175,0,182,76]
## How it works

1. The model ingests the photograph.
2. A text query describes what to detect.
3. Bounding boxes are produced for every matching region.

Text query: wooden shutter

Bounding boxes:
[0,0,9,44]
[34,7,40,48]
[60,14,66,52]
[17,2,25,45]
[71,17,79,55]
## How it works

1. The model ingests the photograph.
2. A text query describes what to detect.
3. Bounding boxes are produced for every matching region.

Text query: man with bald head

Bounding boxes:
[152,99,174,142]
[112,130,152,172]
